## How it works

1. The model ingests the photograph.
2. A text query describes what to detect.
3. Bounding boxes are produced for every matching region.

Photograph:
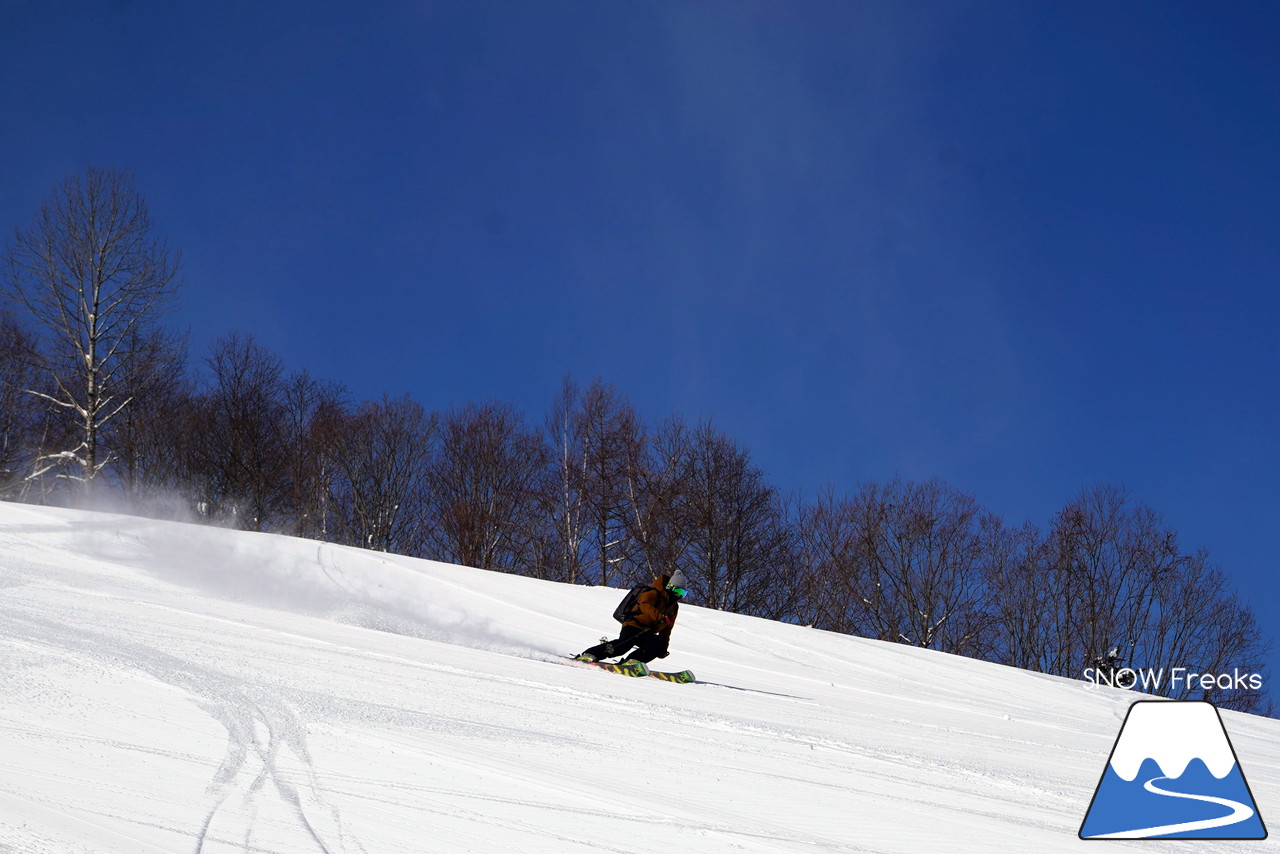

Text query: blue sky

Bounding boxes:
[2,2,1278,683]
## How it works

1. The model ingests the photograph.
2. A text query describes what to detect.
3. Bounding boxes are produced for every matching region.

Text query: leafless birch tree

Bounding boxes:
[540,377,589,583]
[3,167,182,490]
[576,381,643,586]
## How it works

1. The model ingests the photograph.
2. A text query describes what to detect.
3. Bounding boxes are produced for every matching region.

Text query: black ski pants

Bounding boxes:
[582,624,668,663]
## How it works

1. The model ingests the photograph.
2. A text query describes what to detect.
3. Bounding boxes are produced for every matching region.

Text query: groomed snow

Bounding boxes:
[0,502,1275,853]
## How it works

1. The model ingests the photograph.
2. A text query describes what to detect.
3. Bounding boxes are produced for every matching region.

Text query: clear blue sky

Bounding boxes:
[3,2,1278,684]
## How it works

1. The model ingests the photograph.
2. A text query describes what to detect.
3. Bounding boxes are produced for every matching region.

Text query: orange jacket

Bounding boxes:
[622,575,680,638]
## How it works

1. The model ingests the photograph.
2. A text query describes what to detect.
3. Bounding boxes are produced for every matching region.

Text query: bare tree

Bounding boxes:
[3,167,182,491]
[985,483,1272,712]
[0,308,42,496]
[793,485,861,632]
[978,515,1051,670]
[185,333,288,529]
[105,325,189,509]
[281,370,348,541]
[540,377,589,583]
[576,380,643,586]
[625,415,692,584]
[843,479,988,654]
[1141,551,1271,712]
[1044,484,1181,675]
[425,401,548,572]
[331,394,433,554]
[675,421,792,617]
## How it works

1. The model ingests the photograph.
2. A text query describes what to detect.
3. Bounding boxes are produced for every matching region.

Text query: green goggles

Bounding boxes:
[670,586,687,598]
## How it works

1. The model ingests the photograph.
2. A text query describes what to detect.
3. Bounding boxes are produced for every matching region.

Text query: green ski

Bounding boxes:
[648,669,696,684]
[596,660,649,677]
[569,658,648,677]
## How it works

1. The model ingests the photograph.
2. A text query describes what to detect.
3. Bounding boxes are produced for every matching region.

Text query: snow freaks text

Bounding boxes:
[1083,666,1264,692]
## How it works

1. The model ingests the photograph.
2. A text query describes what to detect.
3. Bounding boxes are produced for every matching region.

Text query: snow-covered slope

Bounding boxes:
[0,502,1275,853]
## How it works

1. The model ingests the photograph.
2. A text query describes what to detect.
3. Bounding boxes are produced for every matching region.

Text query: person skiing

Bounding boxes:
[1089,644,1135,688]
[573,570,689,665]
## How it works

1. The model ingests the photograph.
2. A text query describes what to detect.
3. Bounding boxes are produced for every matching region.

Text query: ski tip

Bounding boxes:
[648,669,696,684]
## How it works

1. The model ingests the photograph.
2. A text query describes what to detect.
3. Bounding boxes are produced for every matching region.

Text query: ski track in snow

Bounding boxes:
[0,504,1276,853]
[0,602,362,854]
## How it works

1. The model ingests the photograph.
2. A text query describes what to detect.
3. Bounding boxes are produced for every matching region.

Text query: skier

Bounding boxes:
[573,570,689,665]
[1089,644,1135,688]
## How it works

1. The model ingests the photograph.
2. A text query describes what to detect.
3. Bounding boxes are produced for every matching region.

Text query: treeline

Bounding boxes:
[1,167,1271,713]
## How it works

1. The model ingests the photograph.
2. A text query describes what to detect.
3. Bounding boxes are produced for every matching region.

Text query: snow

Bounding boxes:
[1108,702,1239,781]
[0,501,1275,853]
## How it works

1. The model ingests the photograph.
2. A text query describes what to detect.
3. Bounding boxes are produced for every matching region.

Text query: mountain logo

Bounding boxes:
[1080,700,1267,840]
